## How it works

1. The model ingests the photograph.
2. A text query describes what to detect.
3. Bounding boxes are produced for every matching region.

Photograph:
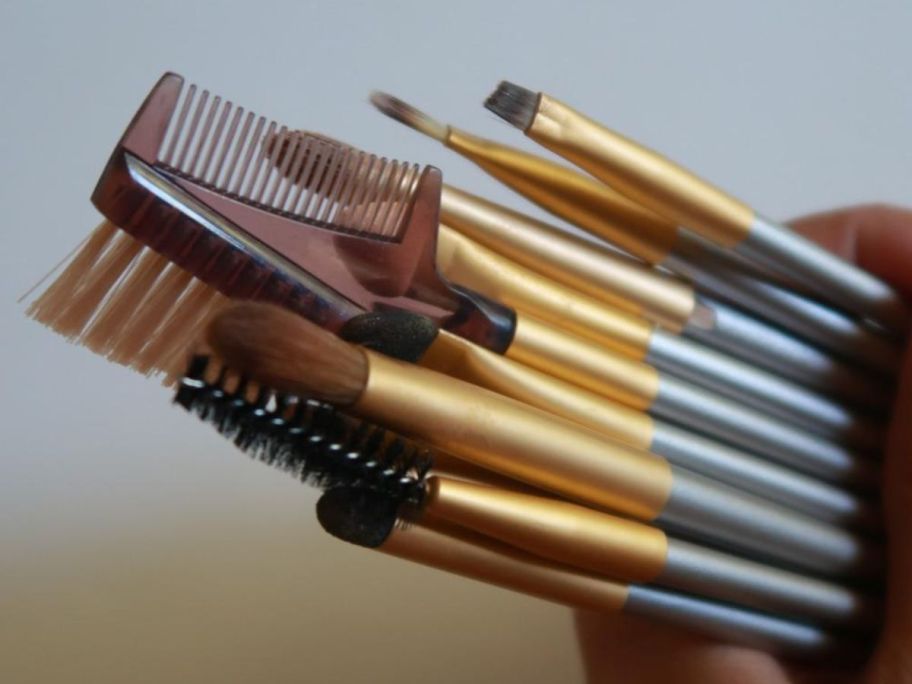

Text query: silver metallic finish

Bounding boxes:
[624,584,850,658]
[657,467,881,577]
[738,213,910,334]
[670,230,901,374]
[649,420,877,527]
[652,374,879,486]
[659,538,878,626]
[684,297,892,407]
[646,329,883,448]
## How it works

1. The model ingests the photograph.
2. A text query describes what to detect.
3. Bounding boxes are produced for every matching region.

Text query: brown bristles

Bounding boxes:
[369,92,449,143]
[484,81,539,132]
[206,302,368,406]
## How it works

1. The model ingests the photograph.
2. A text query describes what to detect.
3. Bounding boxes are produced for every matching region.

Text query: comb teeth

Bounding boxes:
[157,83,420,240]
[176,355,432,505]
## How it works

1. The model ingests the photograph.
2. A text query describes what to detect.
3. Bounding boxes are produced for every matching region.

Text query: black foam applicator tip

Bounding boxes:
[316,486,400,548]
[340,311,438,363]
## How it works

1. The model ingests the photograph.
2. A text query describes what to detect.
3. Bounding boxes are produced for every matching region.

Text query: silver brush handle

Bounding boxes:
[657,538,877,627]
[656,466,880,577]
[623,584,856,658]
[736,213,909,334]
[651,372,878,486]
[649,420,876,528]
[646,329,882,448]
[669,230,901,374]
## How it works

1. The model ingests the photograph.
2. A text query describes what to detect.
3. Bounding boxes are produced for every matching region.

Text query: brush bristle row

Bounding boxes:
[484,81,538,131]
[176,355,432,506]
[157,83,420,239]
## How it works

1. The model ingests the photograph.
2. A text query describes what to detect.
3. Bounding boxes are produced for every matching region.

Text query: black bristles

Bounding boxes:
[484,81,539,131]
[175,355,432,509]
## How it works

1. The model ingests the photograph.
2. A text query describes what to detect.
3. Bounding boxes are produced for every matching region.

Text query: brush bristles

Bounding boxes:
[176,354,432,507]
[25,224,230,382]
[206,302,368,405]
[369,91,449,143]
[484,81,538,131]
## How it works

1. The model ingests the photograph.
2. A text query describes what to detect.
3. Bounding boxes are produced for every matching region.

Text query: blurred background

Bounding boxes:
[1,1,910,682]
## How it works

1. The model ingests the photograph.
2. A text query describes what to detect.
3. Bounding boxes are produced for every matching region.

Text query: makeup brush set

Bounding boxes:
[25,72,905,660]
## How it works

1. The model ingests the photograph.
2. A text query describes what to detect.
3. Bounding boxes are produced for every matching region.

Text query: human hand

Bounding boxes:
[575,205,912,684]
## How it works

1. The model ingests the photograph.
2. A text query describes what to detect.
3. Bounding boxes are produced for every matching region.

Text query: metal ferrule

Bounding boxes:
[437,226,652,359]
[440,184,696,331]
[444,128,680,263]
[421,331,876,528]
[424,477,877,625]
[646,328,884,449]
[668,230,901,377]
[623,585,850,658]
[684,295,894,400]
[380,521,849,657]
[352,350,674,520]
[653,373,878,487]
[739,214,910,333]
[649,420,877,529]
[657,466,882,578]
[506,314,660,410]
[526,94,755,247]
[419,331,655,451]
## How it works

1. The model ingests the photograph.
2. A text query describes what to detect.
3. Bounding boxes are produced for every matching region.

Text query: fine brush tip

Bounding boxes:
[369,91,449,142]
[484,81,538,131]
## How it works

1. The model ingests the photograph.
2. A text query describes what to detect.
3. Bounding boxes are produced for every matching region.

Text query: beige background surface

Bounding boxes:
[2,1,911,682]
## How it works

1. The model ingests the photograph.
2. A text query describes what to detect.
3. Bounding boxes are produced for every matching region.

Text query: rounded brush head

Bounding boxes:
[339,310,439,363]
[175,353,432,510]
[316,486,400,548]
[369,91,449,142]
[206,302,368,406]
[484,81,539,131]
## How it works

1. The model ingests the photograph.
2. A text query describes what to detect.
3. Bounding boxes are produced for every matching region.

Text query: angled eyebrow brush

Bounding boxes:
[204,303,882,576]
[174,353,879,630]
[369,92,901,374]
[483,81,909,335]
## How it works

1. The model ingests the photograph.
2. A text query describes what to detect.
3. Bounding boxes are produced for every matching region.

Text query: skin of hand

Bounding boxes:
[575,205,912,684]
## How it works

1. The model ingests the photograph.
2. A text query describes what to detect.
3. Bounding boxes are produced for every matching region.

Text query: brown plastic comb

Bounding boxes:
[27,72,514,378]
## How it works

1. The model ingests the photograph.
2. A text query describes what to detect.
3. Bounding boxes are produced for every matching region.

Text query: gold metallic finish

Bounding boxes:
[380,519,631,613]
[444,128,680,262]
[425,477,669,583]
[506,315,659,410]
[528,95,755,247]
[437,226,652,358]
[441,185,696,331]
[353,351,673,520]
[431,453,552,497]
[420,331,655,451]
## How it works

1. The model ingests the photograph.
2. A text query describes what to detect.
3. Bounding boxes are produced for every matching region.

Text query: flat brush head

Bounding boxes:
[206,302,367,405]
[175,354,432,518]
[484,81,539,131]
[369,91,449,142]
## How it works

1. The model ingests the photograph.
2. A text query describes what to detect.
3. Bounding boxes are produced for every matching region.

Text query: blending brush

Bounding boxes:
[483,81,909,335]
[339,310,877,529]
[436,224,883,446]
[174,354,879,630]
[369,92,900,373]
[202,302,882,577]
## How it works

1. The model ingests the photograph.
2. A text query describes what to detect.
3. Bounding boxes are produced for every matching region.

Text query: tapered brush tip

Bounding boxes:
[369,91,449,142]
[484,81,538,131]
[205,302,368,406]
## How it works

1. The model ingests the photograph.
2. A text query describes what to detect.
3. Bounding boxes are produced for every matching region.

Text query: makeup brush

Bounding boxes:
[174,355,879,628]
[437,224,883,446]
[369,92,900,372]
[483,81,909,334]
[439,184,888,405]
[340,310,877,529]
[203,302,881,576]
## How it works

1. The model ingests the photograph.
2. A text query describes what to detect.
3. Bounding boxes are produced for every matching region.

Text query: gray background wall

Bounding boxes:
[2,1,910,682]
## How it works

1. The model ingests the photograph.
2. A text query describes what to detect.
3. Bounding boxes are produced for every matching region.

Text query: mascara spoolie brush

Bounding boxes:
[173,356,879,630]
[369,92,900,373]
[483,81,909,335]
[202,302,882,576]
